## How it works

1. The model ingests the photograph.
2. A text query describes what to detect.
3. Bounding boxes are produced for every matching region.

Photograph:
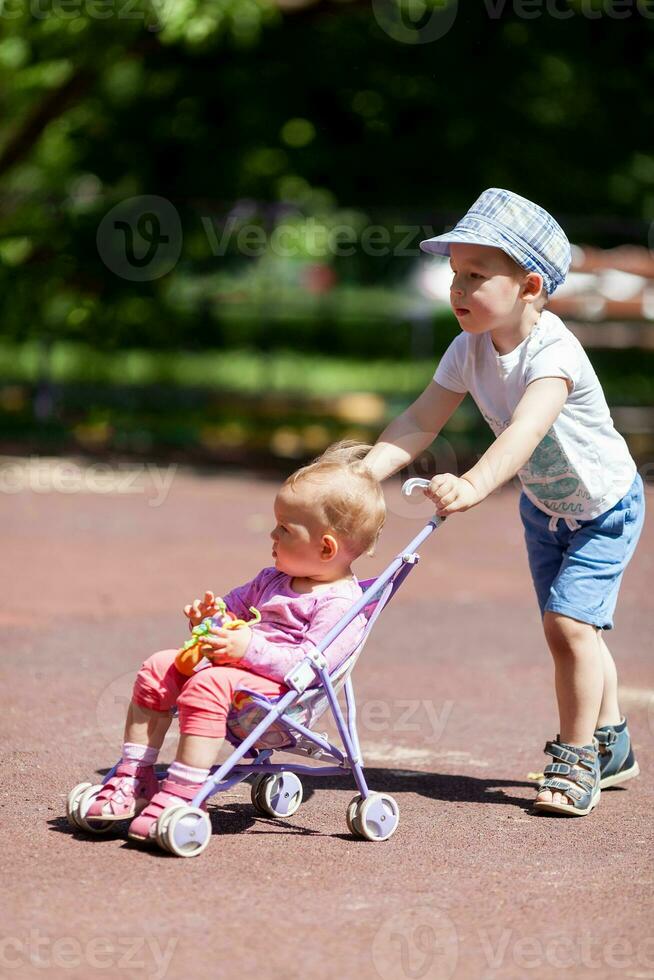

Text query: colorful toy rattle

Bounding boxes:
[175,597,261,676]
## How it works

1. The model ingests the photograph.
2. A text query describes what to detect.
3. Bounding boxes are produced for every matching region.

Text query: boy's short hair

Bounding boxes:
[285,441,386,557]
[419,187,571,295]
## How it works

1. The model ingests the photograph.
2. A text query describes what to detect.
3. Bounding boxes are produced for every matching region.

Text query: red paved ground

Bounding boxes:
[1,463,653,979]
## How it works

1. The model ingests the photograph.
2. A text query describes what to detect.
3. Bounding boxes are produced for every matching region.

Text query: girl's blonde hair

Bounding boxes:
[284,441,386,557]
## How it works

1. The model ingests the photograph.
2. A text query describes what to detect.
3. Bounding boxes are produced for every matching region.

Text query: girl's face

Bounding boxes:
[270,484,331,579]
[449,243,525,334]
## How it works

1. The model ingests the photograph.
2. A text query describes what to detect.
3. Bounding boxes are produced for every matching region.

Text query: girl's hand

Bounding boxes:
[184,590,223,627]
[200,625,252,665]
[424,474,481,516]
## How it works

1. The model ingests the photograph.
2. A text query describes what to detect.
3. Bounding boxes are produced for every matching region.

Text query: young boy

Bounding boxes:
[366,188,645,817]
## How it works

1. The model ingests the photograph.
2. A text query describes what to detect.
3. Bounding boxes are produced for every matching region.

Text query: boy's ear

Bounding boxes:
[521,272,544,303]
[320,533,338,561]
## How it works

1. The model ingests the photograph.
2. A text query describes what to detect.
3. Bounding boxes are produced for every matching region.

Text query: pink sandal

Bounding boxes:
[128,778,206,842]
[86,762,159,822]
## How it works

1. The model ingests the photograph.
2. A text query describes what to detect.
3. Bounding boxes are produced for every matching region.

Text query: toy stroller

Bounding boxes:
[66,479,441,858]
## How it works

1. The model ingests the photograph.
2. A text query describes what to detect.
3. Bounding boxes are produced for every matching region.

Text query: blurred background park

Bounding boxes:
[1,0,653,474]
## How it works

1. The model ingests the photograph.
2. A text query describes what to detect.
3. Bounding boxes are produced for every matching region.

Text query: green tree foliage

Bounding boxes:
[0,0,652,351]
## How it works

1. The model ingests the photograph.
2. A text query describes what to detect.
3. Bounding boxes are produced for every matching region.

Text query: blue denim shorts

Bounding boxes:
[519,473,645,630]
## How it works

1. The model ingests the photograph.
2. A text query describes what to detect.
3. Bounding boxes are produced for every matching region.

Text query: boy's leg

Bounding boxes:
[536,622,625,807]
[545,613,604,745]
[596,632,622,728]
[536,612,603,808]
[524,476,645,811]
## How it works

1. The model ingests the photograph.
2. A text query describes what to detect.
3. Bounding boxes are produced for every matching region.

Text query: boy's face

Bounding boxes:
[270,483,330,578]
[448,243,527,334]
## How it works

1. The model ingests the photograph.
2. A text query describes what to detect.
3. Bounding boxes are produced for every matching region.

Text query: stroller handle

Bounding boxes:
[401,477,446,523]
[402,477,431,497]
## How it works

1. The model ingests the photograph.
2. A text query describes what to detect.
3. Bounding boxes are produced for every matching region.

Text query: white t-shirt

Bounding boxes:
[434,310,636,520]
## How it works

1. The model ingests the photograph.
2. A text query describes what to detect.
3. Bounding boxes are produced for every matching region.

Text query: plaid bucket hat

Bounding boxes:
[420,188,571,295]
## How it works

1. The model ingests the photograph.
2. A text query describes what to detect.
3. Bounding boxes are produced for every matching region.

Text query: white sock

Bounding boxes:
[167,761,210,786]
[121,742,159,767]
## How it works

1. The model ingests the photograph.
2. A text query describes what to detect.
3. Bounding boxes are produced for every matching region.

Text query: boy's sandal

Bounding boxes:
[595,722,640,789]
[533,740,600,817]
[127,778,206,842]
[86,762,159,822]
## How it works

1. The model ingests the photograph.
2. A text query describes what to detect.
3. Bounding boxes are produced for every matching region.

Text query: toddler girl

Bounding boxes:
[83,441,385,841]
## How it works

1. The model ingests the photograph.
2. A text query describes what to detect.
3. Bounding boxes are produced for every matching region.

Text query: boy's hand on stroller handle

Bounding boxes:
[402,474,479,515]
[424,473,480,515]
[184,590,224,626]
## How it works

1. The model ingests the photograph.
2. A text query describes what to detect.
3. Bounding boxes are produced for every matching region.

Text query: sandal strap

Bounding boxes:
[539,777,585,801]
[544,740,596,767]
[543,763,595,791]
[159,778,200,802]
[595,729,617,747]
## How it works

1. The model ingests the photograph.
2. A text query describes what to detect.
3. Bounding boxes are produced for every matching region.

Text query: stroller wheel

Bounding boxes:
[350,793,400,842]
[66,782,93,830]
[251,773,303,818]
[74,785,114,834]
[154,805,187,851]
[346,795,363,836]
[160,806,212,858]
[250,775,268,814]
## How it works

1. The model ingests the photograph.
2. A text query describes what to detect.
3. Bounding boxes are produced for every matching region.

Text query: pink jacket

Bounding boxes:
[222,567,365,684]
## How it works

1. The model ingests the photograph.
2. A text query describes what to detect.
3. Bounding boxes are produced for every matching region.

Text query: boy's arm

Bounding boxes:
[428,377,569,515]
[365,381,466,481]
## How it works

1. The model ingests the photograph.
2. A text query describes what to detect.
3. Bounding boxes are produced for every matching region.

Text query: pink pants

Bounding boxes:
[132,649,286,739]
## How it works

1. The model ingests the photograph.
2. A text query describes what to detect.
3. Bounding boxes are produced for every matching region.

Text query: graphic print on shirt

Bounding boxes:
[520,429,582,508]
[480,408,586,514]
